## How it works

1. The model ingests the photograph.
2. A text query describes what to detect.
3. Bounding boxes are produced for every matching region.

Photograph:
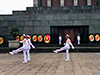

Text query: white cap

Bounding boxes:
[26,35,30,38]
[66,34,70,37]
[23,34,26,37]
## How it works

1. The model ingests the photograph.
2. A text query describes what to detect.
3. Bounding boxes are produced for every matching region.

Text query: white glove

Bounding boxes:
[72,46,75,49]
[64,43,66,45]
[32,46,35,49]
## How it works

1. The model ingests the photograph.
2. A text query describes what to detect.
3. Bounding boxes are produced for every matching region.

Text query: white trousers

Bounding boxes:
[23,49,30,62]
[12,46,30,62]
[12,46,27,54]
[56,47,69,60]
[66,49,69,60]
[78,40,80,44]
[59,40,62,45]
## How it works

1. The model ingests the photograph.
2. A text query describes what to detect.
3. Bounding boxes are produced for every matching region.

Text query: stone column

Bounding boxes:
[47,0,51,6]
[64,0,73,6]
[33,0,38,7]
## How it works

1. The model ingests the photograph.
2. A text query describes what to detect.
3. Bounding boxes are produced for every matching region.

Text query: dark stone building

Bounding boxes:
[0,0,100,45]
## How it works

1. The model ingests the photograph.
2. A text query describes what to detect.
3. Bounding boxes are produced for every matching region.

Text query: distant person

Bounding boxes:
[77,33,81,45]
[53,34,75,61]
[59,34,62,45]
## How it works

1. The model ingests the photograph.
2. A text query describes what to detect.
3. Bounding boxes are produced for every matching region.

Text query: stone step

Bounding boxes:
[34,44,100,47]
[0,44,100,53]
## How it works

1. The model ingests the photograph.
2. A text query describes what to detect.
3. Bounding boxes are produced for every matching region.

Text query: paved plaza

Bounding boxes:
[0,52,100,75]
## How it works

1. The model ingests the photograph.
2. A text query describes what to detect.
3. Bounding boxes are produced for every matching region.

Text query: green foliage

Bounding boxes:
[9,26,21,40]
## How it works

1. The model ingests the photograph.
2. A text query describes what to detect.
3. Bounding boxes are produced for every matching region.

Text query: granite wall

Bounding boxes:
[0,6,100,36]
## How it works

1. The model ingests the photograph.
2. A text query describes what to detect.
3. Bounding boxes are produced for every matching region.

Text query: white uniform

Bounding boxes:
[10,38,30,63]
[23,39,30,63]
[11,38,29,53]
[59,35,62,45]
[77,35,80,45]
[54,38,74,61]
[23,38,35,62]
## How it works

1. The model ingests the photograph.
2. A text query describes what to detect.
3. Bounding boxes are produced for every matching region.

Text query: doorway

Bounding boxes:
[50,26,89,44]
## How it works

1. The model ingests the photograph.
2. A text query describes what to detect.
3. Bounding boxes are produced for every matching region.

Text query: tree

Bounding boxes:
[9,26,20,40]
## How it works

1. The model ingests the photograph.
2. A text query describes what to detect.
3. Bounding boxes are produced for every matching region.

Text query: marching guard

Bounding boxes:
[53,34,75,61]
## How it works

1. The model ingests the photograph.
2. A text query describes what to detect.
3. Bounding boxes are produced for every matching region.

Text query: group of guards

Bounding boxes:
[9,34,75,63]
[9,34,35,63]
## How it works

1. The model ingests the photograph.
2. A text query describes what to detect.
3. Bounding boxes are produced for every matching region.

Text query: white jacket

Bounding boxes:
[20,38,29,49]
[64,38,74,49]
[27,39,35,49]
